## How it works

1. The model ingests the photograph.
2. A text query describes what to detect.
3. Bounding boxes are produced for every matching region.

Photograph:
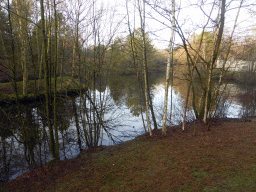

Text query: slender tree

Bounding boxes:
[7,0,20,105]
[53,0,59,159]
[13,0,30,96]
[40,0,56,160]
[203,0,226,123]
[210,0,244,121]
[138,0,152,136]
[162,0,175,135]
[126,0,147,133]
[177,1,216,130]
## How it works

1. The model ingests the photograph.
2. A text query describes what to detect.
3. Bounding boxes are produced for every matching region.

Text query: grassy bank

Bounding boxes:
[2,119,256,191]
[213,68,256,84]
[0,77,82,102]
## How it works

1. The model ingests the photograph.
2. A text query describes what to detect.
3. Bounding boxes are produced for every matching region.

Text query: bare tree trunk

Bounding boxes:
[60,27,66,90]
[162,0,175,135]
[35,2,42,90]
[138,0,152,136]
[211,0,243,119]
[40,0,56,160]
[22,41,28,96]
[37,4,43,88]
[53,0,59,159]
[16,0,28,96]
[7,0,20,107]
[38,49,43,88]
[203,0,226,124]
[72,41,76,79]
[178,3,215,130]
[126,0,146,133]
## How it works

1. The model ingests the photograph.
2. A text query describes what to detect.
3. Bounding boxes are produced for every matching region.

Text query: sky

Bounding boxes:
[109,0,256,50]
[2,0,254,50]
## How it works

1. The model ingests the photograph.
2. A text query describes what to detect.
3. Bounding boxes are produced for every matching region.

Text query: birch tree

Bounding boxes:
[162,0,175,135]
[126,1,147,132]
[138,0,152,136]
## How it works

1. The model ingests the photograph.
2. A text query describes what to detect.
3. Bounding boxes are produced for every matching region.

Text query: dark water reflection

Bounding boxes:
[0,73,255,183]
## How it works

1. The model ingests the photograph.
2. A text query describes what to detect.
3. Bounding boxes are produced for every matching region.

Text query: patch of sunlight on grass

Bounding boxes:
[192,168,210,182]
[204,164,256,191]
[160,156,175,163]
[200,156,214,163]
[100,179,131,192]
[173,182,193,192]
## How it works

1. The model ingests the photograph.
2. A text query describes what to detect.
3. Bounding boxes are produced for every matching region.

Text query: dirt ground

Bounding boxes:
[2,118,256,191]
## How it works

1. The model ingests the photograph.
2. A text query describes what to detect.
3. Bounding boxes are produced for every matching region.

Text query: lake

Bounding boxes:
[0,72,254,183]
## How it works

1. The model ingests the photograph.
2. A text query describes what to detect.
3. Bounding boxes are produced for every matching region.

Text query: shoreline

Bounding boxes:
[2,118,256,191]
[0,88,86,106]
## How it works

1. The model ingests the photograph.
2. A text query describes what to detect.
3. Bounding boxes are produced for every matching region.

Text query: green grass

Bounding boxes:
[203,164,256,191]
[3,122,256,191]
[0,76,82,100]
[212,68,237,79]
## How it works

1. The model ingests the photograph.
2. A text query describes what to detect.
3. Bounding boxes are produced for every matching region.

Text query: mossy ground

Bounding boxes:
[2,119,256,191]
[0,76,81,101]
